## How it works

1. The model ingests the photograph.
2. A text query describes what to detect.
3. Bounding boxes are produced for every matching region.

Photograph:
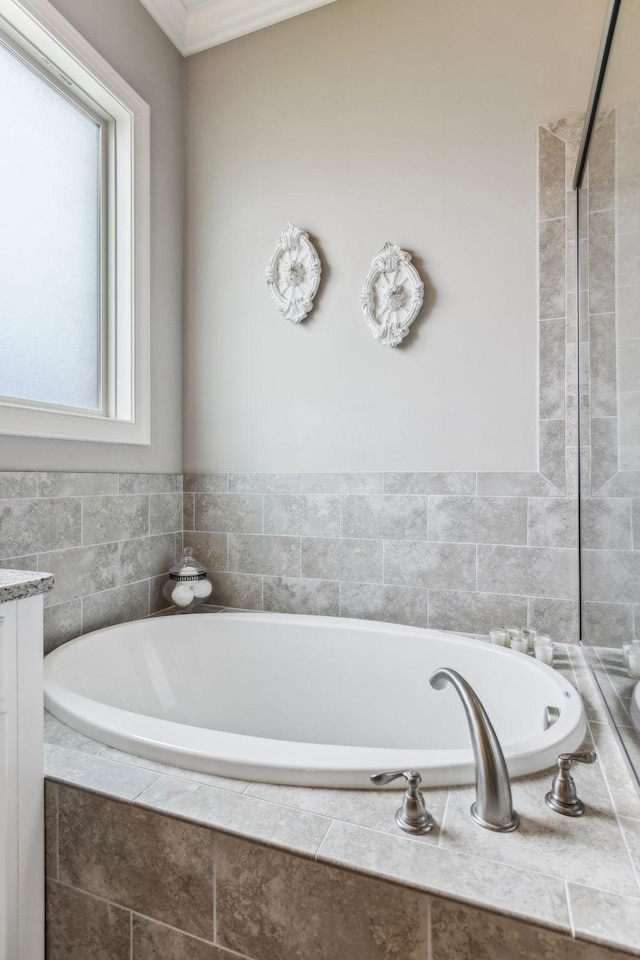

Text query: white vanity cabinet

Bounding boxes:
[0,580,50,960]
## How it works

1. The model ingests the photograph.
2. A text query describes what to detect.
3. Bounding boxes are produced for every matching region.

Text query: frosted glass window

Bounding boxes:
[0,39,102,411]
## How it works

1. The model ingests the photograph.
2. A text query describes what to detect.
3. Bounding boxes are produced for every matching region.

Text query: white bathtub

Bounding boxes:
[43,612,586,788]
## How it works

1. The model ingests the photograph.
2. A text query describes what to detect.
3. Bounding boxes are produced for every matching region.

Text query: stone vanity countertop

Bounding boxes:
[0,568,53,603]
[44,642,640,958]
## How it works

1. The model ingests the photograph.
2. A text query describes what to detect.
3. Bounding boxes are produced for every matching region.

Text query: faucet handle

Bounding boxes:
[370,770,434,835]
[370,769,421,788]
[545,751,597,817]
[558,751,597,765]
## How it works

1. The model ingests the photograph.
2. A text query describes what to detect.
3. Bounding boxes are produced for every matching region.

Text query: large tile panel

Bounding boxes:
[264,495,340,537]
[428,496,527,545]
[46,880,131,960]
[384,540,476,591]
[341,495,428,540]
[57,786,214,937]
[477,545,578,600]
[0,497,81,557]
[215,833,430,960]
[195,494,263,534]
[82,495,149,545]
[40,543,120,607]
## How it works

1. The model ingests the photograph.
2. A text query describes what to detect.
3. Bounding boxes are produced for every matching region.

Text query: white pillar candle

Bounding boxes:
[510,636,528,654]
[622,643,640,669]
[628,652,640,679]
[522,628,537,652]
[534,642,554,666]
[489,628,507,646]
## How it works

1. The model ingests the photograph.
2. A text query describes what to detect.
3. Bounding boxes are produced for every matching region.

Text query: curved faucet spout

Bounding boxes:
[430,667,519,832]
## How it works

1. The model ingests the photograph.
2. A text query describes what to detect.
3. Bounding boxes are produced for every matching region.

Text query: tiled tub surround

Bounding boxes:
[44,642,640,959]
[183,471,580,642]
[178,122,583,643]
[0,472,183,653]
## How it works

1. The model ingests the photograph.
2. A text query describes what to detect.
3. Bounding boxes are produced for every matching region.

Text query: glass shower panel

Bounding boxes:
[578,0,640,776]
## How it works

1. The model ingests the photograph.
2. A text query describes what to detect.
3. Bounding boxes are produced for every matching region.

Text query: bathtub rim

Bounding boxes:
[43,610,587,788]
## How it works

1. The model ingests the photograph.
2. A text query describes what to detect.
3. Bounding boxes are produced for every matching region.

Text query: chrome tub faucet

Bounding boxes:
[430,667,519,832]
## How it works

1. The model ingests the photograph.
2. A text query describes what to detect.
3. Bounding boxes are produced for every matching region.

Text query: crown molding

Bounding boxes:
[137,0,189,52]
[138,0,338,56]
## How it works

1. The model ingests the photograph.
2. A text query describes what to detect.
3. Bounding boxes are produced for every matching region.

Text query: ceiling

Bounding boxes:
[137,0,339,56]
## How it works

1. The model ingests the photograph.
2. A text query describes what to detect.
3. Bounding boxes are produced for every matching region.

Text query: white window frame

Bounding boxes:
[0,0,150,445]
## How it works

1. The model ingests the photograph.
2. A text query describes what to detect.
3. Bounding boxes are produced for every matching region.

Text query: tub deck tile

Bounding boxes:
[135,774,332,857]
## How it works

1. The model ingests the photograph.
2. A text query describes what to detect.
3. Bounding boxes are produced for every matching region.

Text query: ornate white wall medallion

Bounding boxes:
[265,223,322,324]
[360,242,424,347]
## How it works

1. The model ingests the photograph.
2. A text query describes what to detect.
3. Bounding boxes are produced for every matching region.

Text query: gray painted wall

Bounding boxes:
[182,0,606,473]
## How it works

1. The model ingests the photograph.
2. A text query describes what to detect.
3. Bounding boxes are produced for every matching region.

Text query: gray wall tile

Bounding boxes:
[428,590,527,635]
[340,582,427,628]
[590,314,617,417]
[593,470,640,498]
[527,498,577,548]
[0,555,37,570]
[589,231,615,314]
[216,833,429,960]
[119,473,182,494]
[476,473,561,497]
[582,601,633,646]
[582,549,640,603]
[617,285,640,339]
[632,499,640,549]
[184,473,228,493]
[527,597,579,644]
[582,499,633,550]
[589,111,615,212]
[477,545,578,600]
[44,600,82,655]
[82,581,150,635]
[38,472,119,497]
[0,471,38,498]
[40,543,120,607]
[539,217,565,319]
[183,493,195,532]
[590,418,619,492]
[539,319,566,419]
[300,473,382,495]
[150,574,172,615]
[184,531,228,572]
[211,572,262,609]
[229,535,300,577]
[342,496,428,540]
[82,495,149,545]
[230,473,300,494]
[0,497,81,557]
[195,494,263,534]
[538,127,566,221]
[385,540,476,591]
[383,473,476,495]
[263,577,339,616]
[301,537,383,583]
[119,534,177,582]
[264,495,339,537]
[58,786,214,937]
[149,493,183,535]
[428,496,527,545]
[539,419,566,492]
